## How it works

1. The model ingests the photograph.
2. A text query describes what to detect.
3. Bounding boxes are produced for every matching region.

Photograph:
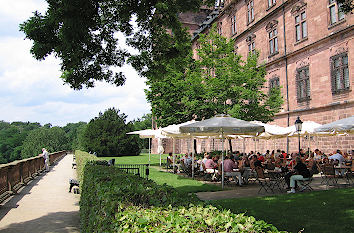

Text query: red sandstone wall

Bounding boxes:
[151,0,354,156]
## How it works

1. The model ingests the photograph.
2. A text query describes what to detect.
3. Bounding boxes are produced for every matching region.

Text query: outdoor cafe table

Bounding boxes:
[265,169,287,192]
[334,165,353,185]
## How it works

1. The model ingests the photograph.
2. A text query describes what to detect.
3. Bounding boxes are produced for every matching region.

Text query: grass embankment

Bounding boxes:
[101,153,222,194]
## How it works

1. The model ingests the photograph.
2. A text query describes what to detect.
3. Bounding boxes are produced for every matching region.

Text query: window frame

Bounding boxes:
[217,22,223,36]
[268,28,278,56]
[247,0,255,24]
[269,76,280,94]
[295,10,307,43]
[328,0,345,26]
[330,52,350,94]
[296,66,311,102]
[268,0,276,8]
[231,14,237,35]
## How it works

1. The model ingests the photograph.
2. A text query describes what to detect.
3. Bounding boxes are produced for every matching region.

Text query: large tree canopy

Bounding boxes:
[146,25,283,127]
[20,0,214,89]
[82,108,141,156]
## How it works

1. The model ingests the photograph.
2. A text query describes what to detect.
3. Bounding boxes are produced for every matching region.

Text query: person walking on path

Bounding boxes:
[41,148,50,172]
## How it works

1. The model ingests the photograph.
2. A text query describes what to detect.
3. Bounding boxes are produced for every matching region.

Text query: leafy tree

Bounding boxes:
[20,0,215,89]
[82,108,140,156]
[146,25,283,127]
[0,121,42,163]
[338,0,353,13]
[63,122,87,150]
[21,127,69,159]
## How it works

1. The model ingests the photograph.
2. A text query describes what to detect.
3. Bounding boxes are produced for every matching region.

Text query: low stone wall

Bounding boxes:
[0,151,68,203]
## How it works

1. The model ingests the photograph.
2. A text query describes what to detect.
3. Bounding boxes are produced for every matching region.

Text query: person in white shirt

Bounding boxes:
[41,148,49,172]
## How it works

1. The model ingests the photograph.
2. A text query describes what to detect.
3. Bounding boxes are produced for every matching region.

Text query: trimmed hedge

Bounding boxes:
[80,160,285,232]
[75,150,99,185]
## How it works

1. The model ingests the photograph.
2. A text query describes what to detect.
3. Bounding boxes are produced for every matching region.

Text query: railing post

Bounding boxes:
[145,164,149,179]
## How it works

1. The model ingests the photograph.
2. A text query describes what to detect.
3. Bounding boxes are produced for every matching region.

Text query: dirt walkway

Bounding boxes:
[0,154,80,233]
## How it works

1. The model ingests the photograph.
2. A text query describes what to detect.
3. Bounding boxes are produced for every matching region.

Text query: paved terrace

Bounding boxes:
[0,154,80,233]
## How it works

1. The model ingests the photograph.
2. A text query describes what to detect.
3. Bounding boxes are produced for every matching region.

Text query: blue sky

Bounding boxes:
[0,0,150,126]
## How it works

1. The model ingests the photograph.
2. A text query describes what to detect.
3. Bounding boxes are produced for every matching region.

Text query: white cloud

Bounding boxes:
[0,1,150,127]
[0,0,48,22]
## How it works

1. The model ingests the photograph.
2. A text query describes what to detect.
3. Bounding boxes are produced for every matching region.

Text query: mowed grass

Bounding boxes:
[101,153,222,194]
[98,153,353,232]
[209,188,354,233]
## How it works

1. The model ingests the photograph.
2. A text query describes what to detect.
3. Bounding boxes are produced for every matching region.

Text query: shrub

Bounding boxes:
[80,163,201,232]
[80,160,285,233]
[75,150,99,185]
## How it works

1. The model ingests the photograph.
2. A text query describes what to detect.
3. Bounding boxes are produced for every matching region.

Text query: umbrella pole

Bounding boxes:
[148,138,151,165]
[192,136,195,179]
[173,138,175,173]
[222,131,224,190]
[243,138,246,154]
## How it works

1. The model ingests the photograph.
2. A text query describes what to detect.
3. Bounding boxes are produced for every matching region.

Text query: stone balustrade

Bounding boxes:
[0,151,68,203]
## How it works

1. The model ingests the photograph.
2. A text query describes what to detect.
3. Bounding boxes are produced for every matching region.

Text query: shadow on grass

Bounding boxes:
[209,187,354,233]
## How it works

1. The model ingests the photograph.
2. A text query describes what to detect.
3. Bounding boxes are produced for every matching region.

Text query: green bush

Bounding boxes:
[75,150,99,185]
[114,205,282,232]
[80,160,285,233]
[80,163,201,232]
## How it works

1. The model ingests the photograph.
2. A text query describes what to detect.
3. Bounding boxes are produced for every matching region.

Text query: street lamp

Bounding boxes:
[294,116,303,156]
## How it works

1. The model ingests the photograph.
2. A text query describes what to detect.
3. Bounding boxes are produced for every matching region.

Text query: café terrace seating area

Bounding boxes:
[164,149,354,195]
[130,115,354,196]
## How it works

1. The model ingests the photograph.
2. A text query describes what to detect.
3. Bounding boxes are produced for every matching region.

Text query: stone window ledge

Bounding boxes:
[294,37,308,46]
[328,19,346,30]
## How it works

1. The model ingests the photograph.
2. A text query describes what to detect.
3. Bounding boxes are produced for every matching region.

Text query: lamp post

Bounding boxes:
[294,116,303,156]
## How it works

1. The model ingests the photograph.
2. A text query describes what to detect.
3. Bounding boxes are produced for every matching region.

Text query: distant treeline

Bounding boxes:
[0,109,151,164]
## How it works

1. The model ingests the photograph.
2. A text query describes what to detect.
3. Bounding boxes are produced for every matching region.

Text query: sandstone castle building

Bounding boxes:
[152,0,353,155]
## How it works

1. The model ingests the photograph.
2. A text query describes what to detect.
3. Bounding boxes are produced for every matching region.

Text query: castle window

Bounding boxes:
[268,0,276,8]
[269,77,280,89]
[329,0,345,25]
[248,41,255,55]
[331,53,350,93]
[247,1,255,24]
[269,76,280,94]
[218,22,223,35]
[296,66,311,102]
[231,14,237,35]
[295,11,307,42]
[269,28,278,55]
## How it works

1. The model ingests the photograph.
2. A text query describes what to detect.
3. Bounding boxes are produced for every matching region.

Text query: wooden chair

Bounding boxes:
[255,167,274,194]
[298,171,314,192]
[322,164,338,186]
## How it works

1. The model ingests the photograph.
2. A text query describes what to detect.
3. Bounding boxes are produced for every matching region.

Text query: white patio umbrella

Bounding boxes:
[127,128,167,165]
[286,121,322,137]
[161,120,196,175]
[314,115,354,134]
[286,121,323,153]
[251,121,291,139]
[180,114,265,189]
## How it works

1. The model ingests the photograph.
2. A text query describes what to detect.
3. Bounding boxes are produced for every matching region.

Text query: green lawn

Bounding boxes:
[101,153,222,194]
[100,153,354,233]
[209,188,354,233]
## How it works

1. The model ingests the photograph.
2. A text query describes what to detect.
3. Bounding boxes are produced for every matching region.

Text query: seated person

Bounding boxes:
[224,156,243,186]
[254,156,264,169]
[205,156,217,173]
[287,157,311,193]
[167,152,173,166]
[240,156,251,184]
